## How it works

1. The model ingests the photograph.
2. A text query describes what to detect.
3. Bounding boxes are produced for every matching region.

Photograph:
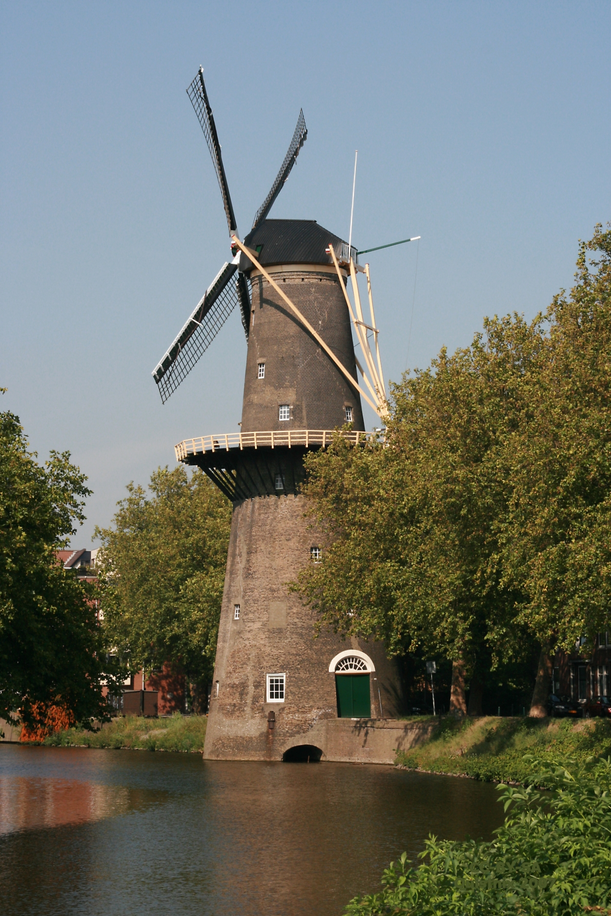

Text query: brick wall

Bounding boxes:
[204,491,402,760]
[241,267,365,433]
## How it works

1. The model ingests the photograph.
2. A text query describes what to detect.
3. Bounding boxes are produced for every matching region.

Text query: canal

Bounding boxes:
[0,745,504,916]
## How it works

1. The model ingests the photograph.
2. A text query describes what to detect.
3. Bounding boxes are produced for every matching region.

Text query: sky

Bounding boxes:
[2,0,610,547]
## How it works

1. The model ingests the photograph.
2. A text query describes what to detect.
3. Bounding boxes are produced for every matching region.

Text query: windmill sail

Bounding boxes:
[251,110,307,229]
[187,69,237,234]
[236,272,251,337]
[152,260,241,403]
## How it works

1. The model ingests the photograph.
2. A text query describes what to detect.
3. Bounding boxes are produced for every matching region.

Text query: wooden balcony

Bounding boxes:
[175,429,376,462]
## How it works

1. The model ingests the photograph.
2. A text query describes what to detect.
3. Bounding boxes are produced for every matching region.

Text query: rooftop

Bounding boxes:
[240,220,356,274]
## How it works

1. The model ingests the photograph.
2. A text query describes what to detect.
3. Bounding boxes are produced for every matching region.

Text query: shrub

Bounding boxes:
[345,757,611,915]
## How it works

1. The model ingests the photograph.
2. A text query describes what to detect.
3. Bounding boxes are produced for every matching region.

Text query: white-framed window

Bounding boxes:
[266,673,285,703]
[344,406,353,422]
[598,632,611,648]
[275,473,284,490]
[234,604,240,620]
[310,546,322,562]
[279,404,290,421]
[257,362,265,379]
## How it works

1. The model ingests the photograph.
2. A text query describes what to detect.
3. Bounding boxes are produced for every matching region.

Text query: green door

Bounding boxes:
[335,674,371,718]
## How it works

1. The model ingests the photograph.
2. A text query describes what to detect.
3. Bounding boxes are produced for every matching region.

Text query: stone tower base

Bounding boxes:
[204,492,403,761]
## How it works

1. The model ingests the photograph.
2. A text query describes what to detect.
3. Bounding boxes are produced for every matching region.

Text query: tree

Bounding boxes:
[0,407,117,727]
[296,312,542,713]
[95,466,232,709]
[295,226,611,717]
[499,224,611,713]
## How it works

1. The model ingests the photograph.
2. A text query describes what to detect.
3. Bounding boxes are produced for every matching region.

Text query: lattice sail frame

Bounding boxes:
[152,260,247,403]
[152,71,308,403]
[187,69,237,234]
[252,109,308,229]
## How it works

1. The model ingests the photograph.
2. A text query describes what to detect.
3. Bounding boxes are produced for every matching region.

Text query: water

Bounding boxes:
[0,745,504,916]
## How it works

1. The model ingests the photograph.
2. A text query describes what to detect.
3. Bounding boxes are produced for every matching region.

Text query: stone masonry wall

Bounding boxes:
[204,491,402,760]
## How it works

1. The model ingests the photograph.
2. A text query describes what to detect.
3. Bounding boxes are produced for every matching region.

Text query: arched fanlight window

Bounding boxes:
[335,655,369,672]
[328,649,375,673]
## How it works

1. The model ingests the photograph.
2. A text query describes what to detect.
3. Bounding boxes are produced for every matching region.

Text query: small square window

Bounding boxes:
[234,604,240,620]
[279,404,290,421]
[344,406,353,422]
[257,362,265,379]
[275,473,284,490]
[266,673,285,703]
[310,546,322,562]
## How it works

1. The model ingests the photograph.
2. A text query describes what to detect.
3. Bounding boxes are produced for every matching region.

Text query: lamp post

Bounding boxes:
[426,661,437,716]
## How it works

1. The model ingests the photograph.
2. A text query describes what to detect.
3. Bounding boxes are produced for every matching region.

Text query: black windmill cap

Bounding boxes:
[240,219,349,274]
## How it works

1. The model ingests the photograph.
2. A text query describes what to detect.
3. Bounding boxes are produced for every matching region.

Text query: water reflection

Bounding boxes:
[0,778,136,835]
[0,746,504,916]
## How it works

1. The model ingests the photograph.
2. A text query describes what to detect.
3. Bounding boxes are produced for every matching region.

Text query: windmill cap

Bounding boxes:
[240,219,352,274]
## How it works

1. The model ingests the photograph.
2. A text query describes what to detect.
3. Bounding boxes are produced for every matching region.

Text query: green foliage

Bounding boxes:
[396,716,611,785]
[0,407,120,725]
[500,224,611,646]
[95,466,232,697]
[296,315,541,677]
[345,756,611,915]
[44,712,207,753]
[295,226,611,699]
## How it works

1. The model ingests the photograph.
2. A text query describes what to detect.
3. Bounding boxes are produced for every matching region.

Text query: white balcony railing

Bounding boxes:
[175,428,376,462]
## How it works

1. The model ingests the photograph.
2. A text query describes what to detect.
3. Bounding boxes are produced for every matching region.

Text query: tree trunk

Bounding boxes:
[529,643,552,717]
[467,672,484,716]
[450,660,468,717]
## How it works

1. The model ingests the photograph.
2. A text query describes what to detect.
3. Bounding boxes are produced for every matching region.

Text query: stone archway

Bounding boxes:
[282,744,323,762]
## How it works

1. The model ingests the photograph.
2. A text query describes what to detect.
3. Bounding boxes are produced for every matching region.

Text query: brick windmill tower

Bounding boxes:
[153,69,402,761]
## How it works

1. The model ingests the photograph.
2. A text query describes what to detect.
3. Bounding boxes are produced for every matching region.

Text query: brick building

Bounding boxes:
[553,633,611,707]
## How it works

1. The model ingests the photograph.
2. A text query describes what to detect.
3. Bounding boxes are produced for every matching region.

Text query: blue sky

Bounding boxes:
[2,0,610,546]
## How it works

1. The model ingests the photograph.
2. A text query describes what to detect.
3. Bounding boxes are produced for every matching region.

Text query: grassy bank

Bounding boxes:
[43,713,207,753]
[396,715,611,785]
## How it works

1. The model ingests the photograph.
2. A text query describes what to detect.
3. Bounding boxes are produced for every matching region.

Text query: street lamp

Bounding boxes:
[426,661,437,716]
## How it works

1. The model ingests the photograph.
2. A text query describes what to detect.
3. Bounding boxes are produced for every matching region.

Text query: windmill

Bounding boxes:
[152,68,403,761]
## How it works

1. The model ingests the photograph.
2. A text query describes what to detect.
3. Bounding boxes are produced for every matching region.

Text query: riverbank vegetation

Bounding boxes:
[295,226,611,717]
[345,756,611,915]
[0,399,123,729]
[43,713,207,753]
[396,715,611,786]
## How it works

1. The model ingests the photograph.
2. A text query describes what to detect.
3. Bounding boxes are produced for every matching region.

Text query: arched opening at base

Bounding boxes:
[282,744,323,763]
